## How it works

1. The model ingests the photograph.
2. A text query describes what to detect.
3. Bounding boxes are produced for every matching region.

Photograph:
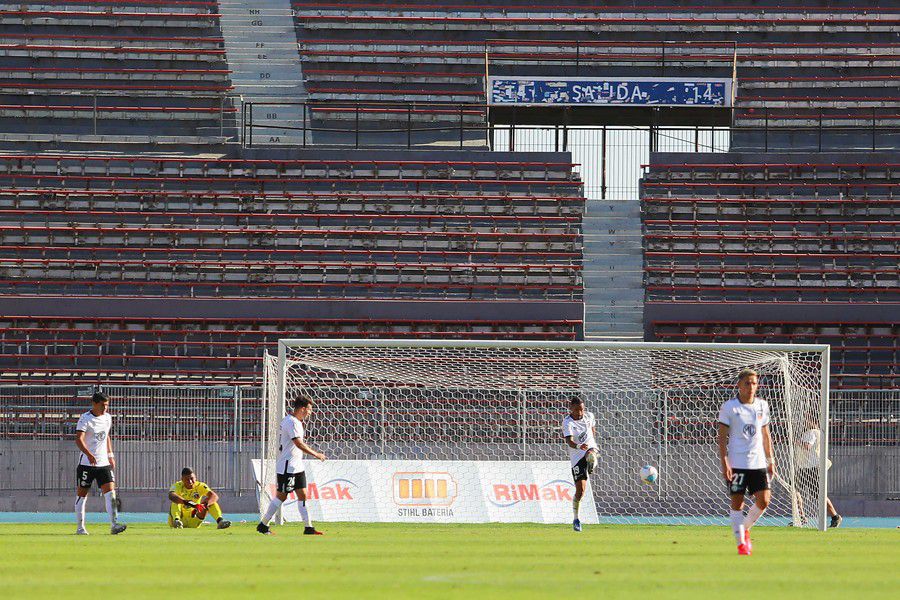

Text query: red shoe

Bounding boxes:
[744,530,753,553]
[304,527,324,535]
[738,543,751,556]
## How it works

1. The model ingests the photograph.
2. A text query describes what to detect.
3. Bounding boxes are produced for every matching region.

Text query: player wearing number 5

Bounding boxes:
[74,392,126,535]
[717,369,775,555]
[167,467,232,529]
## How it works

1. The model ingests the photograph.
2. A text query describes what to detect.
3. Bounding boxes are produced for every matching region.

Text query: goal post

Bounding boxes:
[258,339,830,530]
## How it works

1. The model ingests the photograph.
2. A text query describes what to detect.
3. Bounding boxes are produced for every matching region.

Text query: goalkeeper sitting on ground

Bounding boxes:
[167,467,231,529]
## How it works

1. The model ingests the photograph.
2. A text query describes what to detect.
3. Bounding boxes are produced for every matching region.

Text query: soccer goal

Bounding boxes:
[257,340,830,530]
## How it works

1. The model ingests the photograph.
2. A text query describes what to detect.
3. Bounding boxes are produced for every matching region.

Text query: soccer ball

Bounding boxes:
[640,465,658,485]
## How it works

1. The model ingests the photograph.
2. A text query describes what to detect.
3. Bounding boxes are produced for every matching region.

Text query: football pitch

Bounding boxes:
[0,523,897,599]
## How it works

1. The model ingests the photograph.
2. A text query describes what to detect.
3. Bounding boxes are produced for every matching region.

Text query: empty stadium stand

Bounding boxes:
[642,151,899,389]
[0,0,235,144]
[0,314,581,384]
[0,0,896,392]
[652,321,898,391]
[0,148,585,383]
[291,1,900,151]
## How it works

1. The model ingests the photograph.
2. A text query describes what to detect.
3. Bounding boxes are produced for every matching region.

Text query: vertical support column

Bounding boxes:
[233,385,241,495]
[274,343,287,525]
[780,357,800,527]
[818,346,831,532]
[660,390,668,497]
[600,126,607,200]
[258,353,270,515]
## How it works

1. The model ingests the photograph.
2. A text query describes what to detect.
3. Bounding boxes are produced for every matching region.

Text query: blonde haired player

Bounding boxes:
[717,369,775,555]
[167,467,231,529]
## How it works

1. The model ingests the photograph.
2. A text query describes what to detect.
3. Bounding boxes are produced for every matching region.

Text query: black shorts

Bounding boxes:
[276,471,307,494]
[571,456,589,482]
[729,468,769,496]
[76,465,114,489]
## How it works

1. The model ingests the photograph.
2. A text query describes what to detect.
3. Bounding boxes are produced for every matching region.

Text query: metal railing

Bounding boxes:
[19,91,240,139]
[0,385,261,494]
[1,386,895,495]
[240,99,899,152]
[241,100,489,149]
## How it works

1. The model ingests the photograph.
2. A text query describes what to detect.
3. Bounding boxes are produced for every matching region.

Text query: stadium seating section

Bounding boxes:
[0,1,895,389]
[292,1,899,149]
[641,154,899,303]
[0,0,234,143]
[0,149,584,383]
[0,315,581,384]
[652,321,898,391]
[643,152,898,389]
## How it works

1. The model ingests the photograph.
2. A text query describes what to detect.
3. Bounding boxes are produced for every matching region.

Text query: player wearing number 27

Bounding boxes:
[717,369,775,555]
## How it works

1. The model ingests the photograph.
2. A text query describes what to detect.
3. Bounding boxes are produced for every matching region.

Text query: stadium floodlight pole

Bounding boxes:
[818,345,832,532]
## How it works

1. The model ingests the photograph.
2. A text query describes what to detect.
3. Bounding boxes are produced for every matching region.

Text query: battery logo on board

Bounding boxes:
[392,472,457,507]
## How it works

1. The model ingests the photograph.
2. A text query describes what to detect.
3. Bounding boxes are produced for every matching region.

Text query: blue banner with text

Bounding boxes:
[489,77,732,107]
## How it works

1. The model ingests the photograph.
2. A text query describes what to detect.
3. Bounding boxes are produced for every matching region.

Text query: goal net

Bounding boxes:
[258,340,830,529]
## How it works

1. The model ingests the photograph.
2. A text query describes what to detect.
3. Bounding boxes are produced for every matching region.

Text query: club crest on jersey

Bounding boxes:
[743,424,757,437]
[95,431,107,442]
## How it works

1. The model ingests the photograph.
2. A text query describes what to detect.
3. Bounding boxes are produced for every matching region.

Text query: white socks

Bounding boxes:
[261,497,313,527]
[730,510,745,544]
[75,496,86,530]
[298,501,312,527]
[573,499,581,520]
[261,497,283,525]
[103,491,118,524]
[744,504,766,530]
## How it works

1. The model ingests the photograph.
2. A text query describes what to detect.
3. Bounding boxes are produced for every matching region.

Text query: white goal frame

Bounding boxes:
[263,339,830,530]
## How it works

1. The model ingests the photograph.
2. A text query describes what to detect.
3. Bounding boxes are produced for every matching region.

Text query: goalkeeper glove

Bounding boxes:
[192,504,208,520]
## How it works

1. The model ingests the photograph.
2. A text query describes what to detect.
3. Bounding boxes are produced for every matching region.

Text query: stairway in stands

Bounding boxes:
[218,0,308,145]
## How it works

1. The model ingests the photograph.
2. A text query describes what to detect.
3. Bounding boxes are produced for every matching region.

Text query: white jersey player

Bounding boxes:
[258,395,326,536]
[716,369,774,555]
[562,396,598,532]
[74,392,126,535]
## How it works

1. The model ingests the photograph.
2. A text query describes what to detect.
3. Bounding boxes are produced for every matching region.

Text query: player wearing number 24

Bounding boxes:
[717,369,775,556]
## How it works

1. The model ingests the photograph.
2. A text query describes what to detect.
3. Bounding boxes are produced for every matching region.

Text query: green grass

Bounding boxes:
[0,523,897,599]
